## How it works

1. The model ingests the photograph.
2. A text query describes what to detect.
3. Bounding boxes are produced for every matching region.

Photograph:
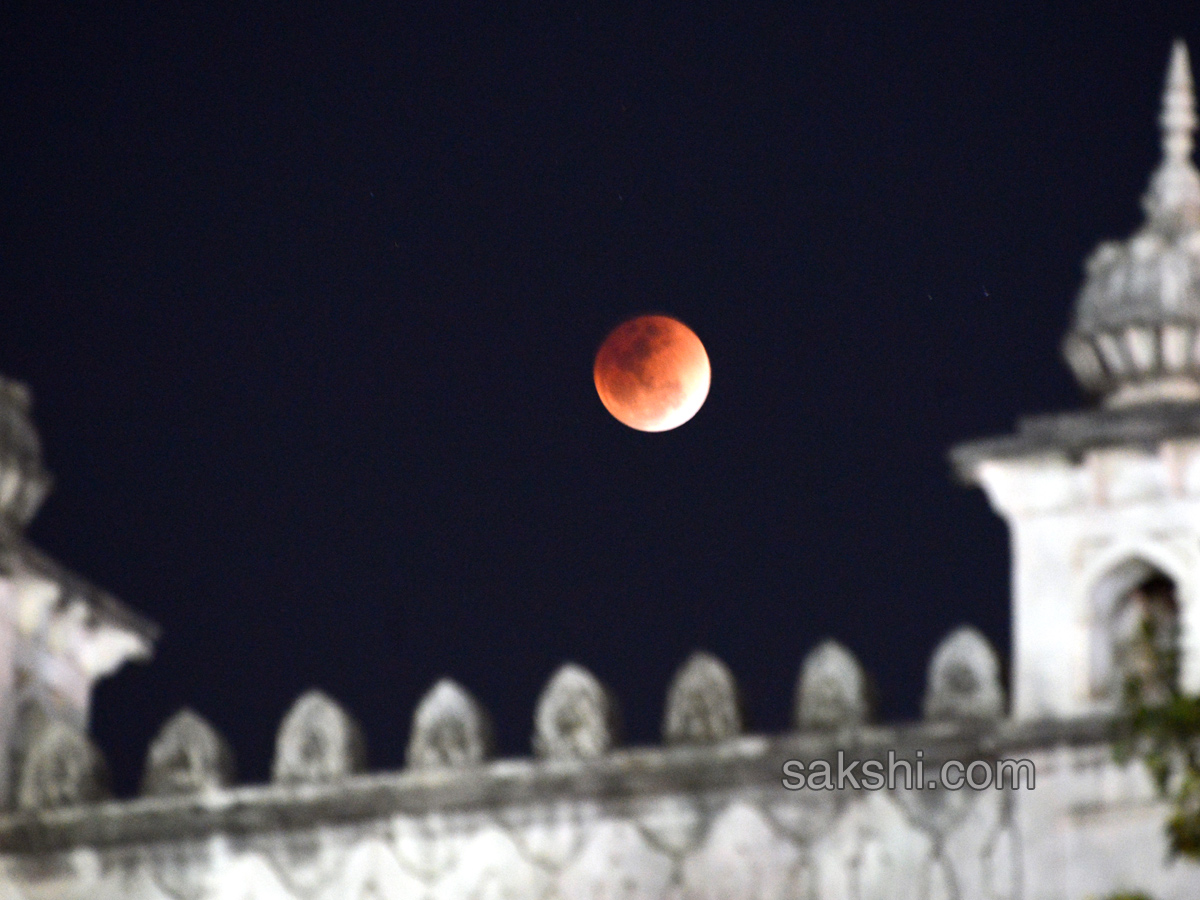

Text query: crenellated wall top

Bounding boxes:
[0,714,1109,854]
[0,627,1054,854]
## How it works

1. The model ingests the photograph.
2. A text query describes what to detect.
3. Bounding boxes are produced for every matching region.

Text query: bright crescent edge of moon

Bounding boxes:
[593,315,711,432]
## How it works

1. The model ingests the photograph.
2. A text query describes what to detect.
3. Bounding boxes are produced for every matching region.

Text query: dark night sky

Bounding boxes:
[1,1,1197,794]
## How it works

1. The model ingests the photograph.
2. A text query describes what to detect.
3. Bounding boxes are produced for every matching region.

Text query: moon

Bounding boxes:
[593,315,711,432]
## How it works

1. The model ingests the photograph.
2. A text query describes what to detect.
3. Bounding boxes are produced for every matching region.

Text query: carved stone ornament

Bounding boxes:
[663,650,743,745]
[406,678,493,770]
[271,689,366,784]
[16,719,110,810]
[793,639,872,729]
[0,376,52,528]
[532,663,619,760]
[923,625,1005,721]
[140,708,236,796]
[1062,42,1200,405]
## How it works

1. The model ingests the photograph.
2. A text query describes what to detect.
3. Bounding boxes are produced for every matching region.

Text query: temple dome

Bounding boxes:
[1064,41,1200,406]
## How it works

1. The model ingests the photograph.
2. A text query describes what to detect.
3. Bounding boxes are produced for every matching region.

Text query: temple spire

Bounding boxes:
[1161,40,1196,165]
[1062,42,1200,405]
[1143,39,1200,230]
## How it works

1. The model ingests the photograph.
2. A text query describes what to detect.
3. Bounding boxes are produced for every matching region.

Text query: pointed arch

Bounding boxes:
[1086,555,1181,704]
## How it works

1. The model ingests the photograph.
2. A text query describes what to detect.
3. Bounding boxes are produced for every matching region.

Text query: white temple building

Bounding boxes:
[1,41,1200,900]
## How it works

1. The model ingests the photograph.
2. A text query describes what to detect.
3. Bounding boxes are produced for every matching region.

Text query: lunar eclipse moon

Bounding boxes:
[593,315,711,432]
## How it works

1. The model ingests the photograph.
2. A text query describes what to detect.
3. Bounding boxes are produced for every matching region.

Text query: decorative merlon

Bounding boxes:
[923,626,1005,721]
[406,679,493,769]
[271,690,367,785]
[662,650,743,745]
[15,721,109,812]
[532,664,620,761]
[793,639,873,729]
[0,377,51,531]
[141,709,236,796]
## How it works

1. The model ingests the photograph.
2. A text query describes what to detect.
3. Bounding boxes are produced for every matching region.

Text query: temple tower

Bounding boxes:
[0,376,157,804]
[953,41,1200,721]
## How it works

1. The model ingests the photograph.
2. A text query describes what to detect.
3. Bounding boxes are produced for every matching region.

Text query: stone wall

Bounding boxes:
[0,718,1191,900]
[0,633,1194,899]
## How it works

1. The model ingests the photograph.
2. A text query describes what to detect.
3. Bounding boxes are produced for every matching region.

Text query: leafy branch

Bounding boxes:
[1113,596,1200,858]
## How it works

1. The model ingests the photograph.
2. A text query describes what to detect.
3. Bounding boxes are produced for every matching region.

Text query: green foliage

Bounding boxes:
[1114,603,1200,859]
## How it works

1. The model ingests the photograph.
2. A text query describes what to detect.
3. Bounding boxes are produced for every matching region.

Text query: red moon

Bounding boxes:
[593,315,711,432]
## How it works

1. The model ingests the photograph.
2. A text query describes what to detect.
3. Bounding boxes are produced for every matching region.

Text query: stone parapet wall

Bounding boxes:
[0,717,1193,900]
[0,628,1192,897]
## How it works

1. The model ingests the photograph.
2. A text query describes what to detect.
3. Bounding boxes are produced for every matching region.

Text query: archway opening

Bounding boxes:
[1090,560,1180,707]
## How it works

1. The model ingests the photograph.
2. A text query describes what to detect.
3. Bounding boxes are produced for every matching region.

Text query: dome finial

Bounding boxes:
[1062,43,1200,406]
[1142,40,1200,230]
[1161,40,1196,166]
